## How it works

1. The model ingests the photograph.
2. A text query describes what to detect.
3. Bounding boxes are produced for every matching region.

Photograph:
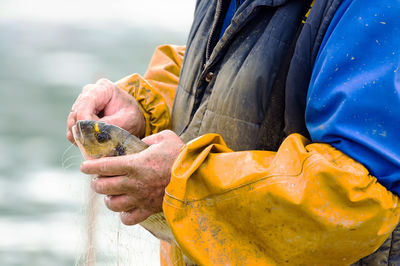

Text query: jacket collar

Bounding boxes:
[203,0,292,72]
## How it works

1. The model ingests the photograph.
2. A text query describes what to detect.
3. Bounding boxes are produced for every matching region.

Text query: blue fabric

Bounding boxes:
[306,0,400,194]
[219,0,244,39]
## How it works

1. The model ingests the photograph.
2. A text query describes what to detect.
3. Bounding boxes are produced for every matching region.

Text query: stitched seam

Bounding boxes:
[164,153,318,205]
[202,109,261,127]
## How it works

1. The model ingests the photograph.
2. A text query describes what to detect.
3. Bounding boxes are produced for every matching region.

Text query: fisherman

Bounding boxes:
[67,0,400,265]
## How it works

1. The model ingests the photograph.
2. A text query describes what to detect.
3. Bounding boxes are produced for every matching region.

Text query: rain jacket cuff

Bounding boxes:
[115,45,185,136]
[115,73,171,136]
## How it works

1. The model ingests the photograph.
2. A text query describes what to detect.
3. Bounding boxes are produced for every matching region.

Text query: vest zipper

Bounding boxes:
[187,0,227,130]
[205,0,227,61]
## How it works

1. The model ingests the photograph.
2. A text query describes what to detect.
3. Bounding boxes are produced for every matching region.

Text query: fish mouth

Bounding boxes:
[72,124,84,145]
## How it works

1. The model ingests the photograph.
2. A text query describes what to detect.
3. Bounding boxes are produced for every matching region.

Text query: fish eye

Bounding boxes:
[97,132,110,143]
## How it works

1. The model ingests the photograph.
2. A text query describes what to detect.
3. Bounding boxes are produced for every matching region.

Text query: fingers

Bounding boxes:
[74,84,108,121]
[93,176,152,222]
[96,188,154,225]
[98,113,126,130]
[66,113,76,143]
[67,105,97,143]
[81,156,134,176]
[66,78,115,143]
[101,192,153,225]
[104,195,136,212]
[91,176,129,195]
[120,208,153,225]
[141,130,178,145]
[98,88,146,138]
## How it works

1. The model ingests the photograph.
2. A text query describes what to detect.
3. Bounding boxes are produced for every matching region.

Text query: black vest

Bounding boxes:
[172,0,340,151]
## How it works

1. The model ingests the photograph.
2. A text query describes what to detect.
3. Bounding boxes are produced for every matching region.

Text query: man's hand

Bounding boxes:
[66,78,145,143]
[80,130,184,225]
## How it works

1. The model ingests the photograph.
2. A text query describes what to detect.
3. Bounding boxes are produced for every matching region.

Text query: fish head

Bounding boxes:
[72,120,127,159]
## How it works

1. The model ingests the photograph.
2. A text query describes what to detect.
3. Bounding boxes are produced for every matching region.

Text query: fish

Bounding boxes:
[72,120,174,242]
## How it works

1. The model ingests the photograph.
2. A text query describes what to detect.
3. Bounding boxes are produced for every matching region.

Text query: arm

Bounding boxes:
[164,134,399,265]
[66,44,185,142]
[306,0,400,194]
[163,1,400,265]
[143,44,185,110]
[115,45,185,136]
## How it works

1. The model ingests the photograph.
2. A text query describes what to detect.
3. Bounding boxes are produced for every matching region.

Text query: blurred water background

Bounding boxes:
[0,0,194,265]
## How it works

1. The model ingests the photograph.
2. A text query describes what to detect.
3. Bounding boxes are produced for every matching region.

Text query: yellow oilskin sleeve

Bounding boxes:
[115,45,185,136]
[115,73,170,136]
[163,133,400,265]
[144,44,185,111]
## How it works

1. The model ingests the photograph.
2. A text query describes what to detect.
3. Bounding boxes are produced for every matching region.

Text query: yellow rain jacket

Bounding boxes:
[164,134,399,265]
[115,44,400,265]
[115,45,185,137]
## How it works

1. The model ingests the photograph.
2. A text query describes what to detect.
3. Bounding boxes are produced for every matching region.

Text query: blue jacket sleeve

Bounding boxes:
[306,0,400,195]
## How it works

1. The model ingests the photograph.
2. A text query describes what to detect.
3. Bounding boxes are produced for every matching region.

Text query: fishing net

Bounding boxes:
[75,187,160,266]
[70,135,160,266]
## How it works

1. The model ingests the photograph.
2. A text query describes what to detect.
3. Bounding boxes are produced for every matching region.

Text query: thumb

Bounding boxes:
[99,114,123,128]
[142,130,177,146]
[76,110,100,122]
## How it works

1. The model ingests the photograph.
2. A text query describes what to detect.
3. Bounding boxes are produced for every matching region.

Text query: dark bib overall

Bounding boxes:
[171,0,400,264]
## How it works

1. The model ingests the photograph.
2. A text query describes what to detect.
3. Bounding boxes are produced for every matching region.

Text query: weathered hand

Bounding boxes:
[66,78,145,144]
[80,130,184,225]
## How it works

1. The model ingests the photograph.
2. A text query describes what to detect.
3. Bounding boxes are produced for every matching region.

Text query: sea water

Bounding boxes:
[0,1,194,265]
